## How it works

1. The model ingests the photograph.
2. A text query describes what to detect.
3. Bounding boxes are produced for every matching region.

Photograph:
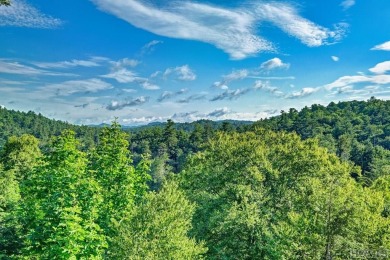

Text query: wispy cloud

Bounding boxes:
[253,80,284,96]
[102,68,143,83]
[157,89,188,102]
[141,40,163,55]
[371,41,390,51]
[92,1,344,59]
[210,88,251,101]
[254,3,347,46]
[0,59,74,76]
[106,96,150,110]
[340,0,355,10]
[164,65,196,81]
[369,61,390,74]
[177,94,207,103]
[33,59,101,69]
[110,58,140,70]
[0,0,62,28]
[42,78,113,97]
[260,58,290,71]
[285,87,319,99]
[325,75,390,90]
[213,69,249,89]
[207,107,230,117]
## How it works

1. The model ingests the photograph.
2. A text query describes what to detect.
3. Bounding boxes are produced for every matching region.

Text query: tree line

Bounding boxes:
[0,97,389,259]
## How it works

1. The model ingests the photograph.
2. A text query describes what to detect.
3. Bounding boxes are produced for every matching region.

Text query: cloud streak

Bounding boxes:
[106,96,150,110]
[371,41,390,51]
[92,1,344,59]
[210,88,251,101]
[0,59,74,76]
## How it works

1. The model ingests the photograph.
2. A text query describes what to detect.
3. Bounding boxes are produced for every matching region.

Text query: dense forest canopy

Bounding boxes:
[0,97,389,259]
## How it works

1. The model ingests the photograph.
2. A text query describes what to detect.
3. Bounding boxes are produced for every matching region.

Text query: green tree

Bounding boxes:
[180,130,379,259]
[90,122,136,237]
[0,164,21,259]
[20,130,106,259]
[113,181,206,259]
[0,0,10,6]
[0,134,41,258]
[0,134,41,180]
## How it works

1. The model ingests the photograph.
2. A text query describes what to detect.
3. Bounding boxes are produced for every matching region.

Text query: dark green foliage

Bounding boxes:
[252,97,390,181]
[0,98,388,259]
[0,0,10,6]
[0,107,99,150]
[180,130,389,259]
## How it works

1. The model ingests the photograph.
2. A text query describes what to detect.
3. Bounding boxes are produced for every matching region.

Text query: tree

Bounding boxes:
[0,134,41,180]
[89,121,151,256]
[180,130,380,259]
[0,164,21,258]
[0,0,10,6]
[0,134,41,258]
[20,130,106,259]
[113,181,206,259]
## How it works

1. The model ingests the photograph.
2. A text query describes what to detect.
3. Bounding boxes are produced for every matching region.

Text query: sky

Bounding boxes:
[0,0,390,126]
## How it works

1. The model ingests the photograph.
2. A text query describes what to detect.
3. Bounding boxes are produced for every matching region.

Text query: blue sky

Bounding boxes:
[0,0,390,125]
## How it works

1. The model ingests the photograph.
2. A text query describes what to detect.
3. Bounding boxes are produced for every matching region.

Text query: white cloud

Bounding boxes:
[0,0,62,28]
[340,0,355,10]
[369,61,390,74]
[325,74,390,90]
[285,87,319,99]
[210,88,251,101]
[260,58,290,70]
[164,65,196,81]
[106,96,150,110]
[0,59,74,76]
[214,69,249,89]
[213,82,229,90]
[102,68,143,83]
[34,59,101,69]
[331,56,340,62]
[92,1,343,59]
[42,78,113,97]
[225,69,249,81]
[110,58,140,70]
[253,80,284,96]
[371,41,390,51]
[141,81,160,90]
[254,3,346,47]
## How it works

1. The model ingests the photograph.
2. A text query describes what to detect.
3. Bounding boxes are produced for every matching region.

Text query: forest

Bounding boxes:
[0,97,389,259]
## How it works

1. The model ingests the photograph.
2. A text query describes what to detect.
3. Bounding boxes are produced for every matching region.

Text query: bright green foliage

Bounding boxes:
[180,130,388,259]
[0,134,41,180]
[90,121,136,238]
[0,164,21,258]
[0,134,41,258]
[114,181,206,259]
[20,130,106,259]
[134,154,152,202]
